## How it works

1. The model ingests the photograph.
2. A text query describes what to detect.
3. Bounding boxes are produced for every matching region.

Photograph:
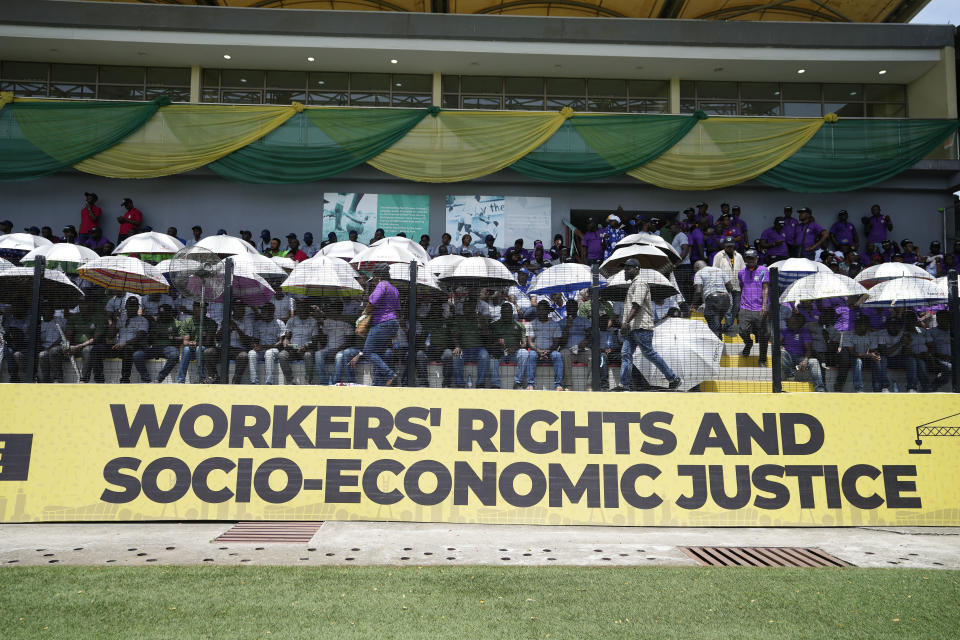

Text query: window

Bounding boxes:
[0,62,190,101]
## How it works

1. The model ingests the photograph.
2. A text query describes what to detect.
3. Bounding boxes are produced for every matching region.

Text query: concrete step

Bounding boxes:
[699,380,814,393]
[723,342,760,357]
[720,354,762,367]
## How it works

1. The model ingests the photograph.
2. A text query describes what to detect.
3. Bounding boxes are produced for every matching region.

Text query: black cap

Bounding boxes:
[744,249,759,259]
[217,229,227,235]
[485,234,494,241]
[24,225,40,234]
[286,233,297,239]
[684,208,695,215]
[192,225,202,231]
[84,192,98,201]
[798,206,811,214]
[774,216,785,225]
[260,229,271,239]
[696,202,707,208]
[328,231,337,239]
[723,237,735,245]
[623,258,641,268]
[63,224,76,233]
[732,205,741,211]
[901,238,913,246]
[122,198,133,205]
[838,209,848,215]
[0,219,12,227]
[783,205,793,210]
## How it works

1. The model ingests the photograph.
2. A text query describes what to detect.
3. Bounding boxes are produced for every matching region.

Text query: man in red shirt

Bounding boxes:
[116,198,143,243]
[78,192,101,244]
[285,234,309,262]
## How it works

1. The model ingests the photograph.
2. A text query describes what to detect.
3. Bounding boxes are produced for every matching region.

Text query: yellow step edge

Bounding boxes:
[719,354,762,367]
[699,380,815,393]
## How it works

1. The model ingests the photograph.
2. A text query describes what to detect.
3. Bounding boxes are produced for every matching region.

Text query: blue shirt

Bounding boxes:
[563,316,591,349]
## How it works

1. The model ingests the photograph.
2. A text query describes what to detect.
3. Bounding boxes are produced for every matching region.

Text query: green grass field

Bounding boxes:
[1,566,957,639]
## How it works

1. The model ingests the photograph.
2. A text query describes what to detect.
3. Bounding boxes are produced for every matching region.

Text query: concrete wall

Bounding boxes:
[907,46,958,119]
[2,166,955,251]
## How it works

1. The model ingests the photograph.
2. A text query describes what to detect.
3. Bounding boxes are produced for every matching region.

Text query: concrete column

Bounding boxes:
[669,77,681,114]
[190,64,202,104]
[432,71,442,107]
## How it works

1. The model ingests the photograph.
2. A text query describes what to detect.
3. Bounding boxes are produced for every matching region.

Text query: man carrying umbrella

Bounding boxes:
[617,259,682,391]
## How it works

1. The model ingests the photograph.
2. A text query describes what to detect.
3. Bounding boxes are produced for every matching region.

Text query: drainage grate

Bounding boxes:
[214,522,324,543]
[679,546,851,568]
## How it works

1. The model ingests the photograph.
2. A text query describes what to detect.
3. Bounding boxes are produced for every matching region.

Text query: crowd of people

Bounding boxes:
[0,194,955,392]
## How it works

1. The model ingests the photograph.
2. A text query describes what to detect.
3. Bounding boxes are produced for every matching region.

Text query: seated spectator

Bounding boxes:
[132,304,180,384]
[37,307,66,383]
[61,225,78,245]
[434,233,453,257]
[929,310,952,384]
[265,237,286,257]
[759,217,789,264]
[278,300,319,385]
[453,233,473,256]
[302,232,319,258]
[330,345,362,385]
[488,301,530,390]
[873,319,916,393]
[204,301,254,384]
[176,301,217,384]
[0,219,11,235]
[549,234,566,261]
[451,293,490,388]
[371,228,386,244]
[503,239,526,271]
[781,312,825,392]
[140,291,175,323]
[843,315,881,393]
[81,227,109,255]
[525,300,563,391]
[482,234,501,259]
[421,303,454,387]
[167,226,185,245]
[187,225,203,247]
[315,301,354,385]
[525,244,550,275]
[248,303,284,385]
[1,300,28,382]
[321,232,338,248]
[560,299,595,390]
[286,234,308,262]
[64,295,109,384]
[112,297,149,383]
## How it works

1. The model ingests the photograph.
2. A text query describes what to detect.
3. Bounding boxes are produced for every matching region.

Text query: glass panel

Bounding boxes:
[697,81,737,100]
[147,67,190,86]
[740,82,779,100]
[441,75,459,93]
[586,97,627,112]
[99,66,144,85]
[461,76,501,94]
[266,71,306,89]
[351,73,389,92]
[864,84,906,102]
[679,99,696,113]
[866,103,906,118]
[824,102,865,117]
[740,101,781,116]
[200,89,220,103]
[679,80,694,98]
[6,81,47,97]
[147,86,190,102]
[202,69,219,87]
[698,101,737,116]
[587,78,626,97]
[463,95,502,109]
[505,95,545,110]
[546,78,585,95]
[823,83,861,101]
[780,83,820,101]
[783,101,822,117]
[220,89,263,104]
[49,83,95,99]
[505,77,543,95]
[391,93,431,107]
[51,64,96,83]
[630,80,669,98]
[546,96,586,110]
[629,98,668,114]
[98,85,144,101]
[349,92,390,106]
[307,91,349,106]
[264,89,306,104]
[2,61,48,81]
[221,69,264,88]
[392,74,431,93]
[310,72,348,90]
[442,94,460,109]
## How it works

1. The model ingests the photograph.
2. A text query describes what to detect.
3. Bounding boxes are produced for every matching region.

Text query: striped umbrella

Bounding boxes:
[78,255,169,295]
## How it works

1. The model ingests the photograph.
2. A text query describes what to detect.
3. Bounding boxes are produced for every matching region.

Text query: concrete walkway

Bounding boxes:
[1,522,957,569]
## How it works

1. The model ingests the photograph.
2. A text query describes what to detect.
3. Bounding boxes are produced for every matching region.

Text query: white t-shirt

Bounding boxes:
[254,318,285,347]
[116,315,149,344]
[40,317,66,349]
[284,315,319,348]
[843,331,876,356]
[671,232,690,266]
[321,319,353,351]
[693,266,730,298]
[526,318,562,351]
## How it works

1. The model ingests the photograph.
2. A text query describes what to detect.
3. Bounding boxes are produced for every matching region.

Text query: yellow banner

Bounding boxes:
[1,386,957,526]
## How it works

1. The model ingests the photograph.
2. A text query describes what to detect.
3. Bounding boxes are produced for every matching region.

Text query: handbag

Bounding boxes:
[355,314,372,338]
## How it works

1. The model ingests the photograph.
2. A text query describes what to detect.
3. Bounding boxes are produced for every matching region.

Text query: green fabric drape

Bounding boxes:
[510,114,697,181]
[209,108,429,183]
[756,119,960,192]
[0,97,163,181]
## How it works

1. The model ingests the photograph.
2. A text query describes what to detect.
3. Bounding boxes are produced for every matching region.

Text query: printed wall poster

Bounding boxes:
[446,195,551,253]
[323,193,429,244]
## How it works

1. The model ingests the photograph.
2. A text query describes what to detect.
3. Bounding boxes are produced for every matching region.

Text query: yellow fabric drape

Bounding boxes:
[627,118,824,190]
[368,110,569,182]
[74,104,297,178]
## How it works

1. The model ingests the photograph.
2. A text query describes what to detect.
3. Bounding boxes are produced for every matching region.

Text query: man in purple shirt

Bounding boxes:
[864,204,893,245]
[759,217,789,263]
[81,227,110,255]
[781,206,801,257]
[580,220,604,264]
[349,263,400,386]
[900,239,919,264]
[737,249,770,366]
[696,202,714,229]
[796,207,828,259]
[829,210,858,250]
[687,223,706,263]
[680,208,698,232]
[731,205,749,247]
[781,312,825,391]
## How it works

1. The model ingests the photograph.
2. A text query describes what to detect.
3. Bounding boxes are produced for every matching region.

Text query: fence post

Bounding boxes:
[590,263,601,391]
[769,267,782,393]
[219,257,234,384]
[948,269,959,394]
[24,256,45,383]
[407,260,418,387]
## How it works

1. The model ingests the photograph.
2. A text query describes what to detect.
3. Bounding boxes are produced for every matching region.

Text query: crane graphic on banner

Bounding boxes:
[908,412,960,455]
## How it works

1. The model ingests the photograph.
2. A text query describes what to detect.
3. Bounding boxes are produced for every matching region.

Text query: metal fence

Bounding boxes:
[2,247,958,394]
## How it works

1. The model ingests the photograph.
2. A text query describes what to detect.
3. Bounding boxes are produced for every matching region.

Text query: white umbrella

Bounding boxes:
[319,240,368,260]
[271,255,297,272]
[281,263,364,297]
[0,256,14,270]
[155,259,173,275]
[387,262,444,295]
[441,256,517,287]
[194,235,260,257]
[769,258,830,287]
[113,231,184,256]
[632,317,723,391]
[0,233,53,252]
[21,243,99,273]
[301,254,361,283]
[371,237,431,264]
[933,274,958,299]
[350,243,422,273]
[78,255,169,295]
[599,244,672,276]
[0,267,84,308]
[780,272,867,304]
[863,277,946,308]
[427,254,465,279]
[527,263,606,296]
[616,232,682,263]
[854,262,934,289]
[600,268,679,303]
